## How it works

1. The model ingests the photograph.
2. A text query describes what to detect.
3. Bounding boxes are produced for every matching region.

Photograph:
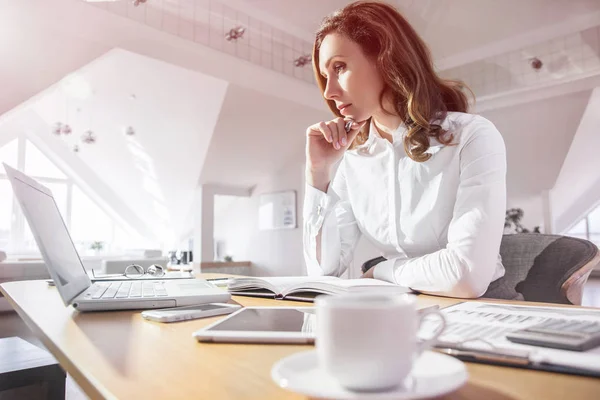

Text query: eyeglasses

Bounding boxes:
[90,264,166,280]
[123,264,165,279]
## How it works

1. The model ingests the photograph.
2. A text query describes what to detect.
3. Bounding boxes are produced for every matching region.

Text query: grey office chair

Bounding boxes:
[360,234,600,305]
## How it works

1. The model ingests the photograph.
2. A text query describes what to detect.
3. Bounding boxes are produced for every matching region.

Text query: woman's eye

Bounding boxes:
[333,64,345,74]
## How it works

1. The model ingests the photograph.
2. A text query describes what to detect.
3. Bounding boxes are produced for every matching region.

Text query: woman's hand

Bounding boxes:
[305,117,366,192]
[306,117,365,172]
[360,267,375,279]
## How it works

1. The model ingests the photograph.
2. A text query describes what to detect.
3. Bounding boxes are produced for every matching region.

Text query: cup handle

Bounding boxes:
[416,308,446,356]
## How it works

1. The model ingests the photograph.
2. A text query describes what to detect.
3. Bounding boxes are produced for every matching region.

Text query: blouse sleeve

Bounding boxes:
[303,161,362,277]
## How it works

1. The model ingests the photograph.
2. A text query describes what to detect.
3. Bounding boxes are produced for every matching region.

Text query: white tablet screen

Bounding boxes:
[205,307,315,333]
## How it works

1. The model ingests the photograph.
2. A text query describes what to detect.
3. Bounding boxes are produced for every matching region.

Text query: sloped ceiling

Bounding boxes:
[200,84,328,187]
[0,1,110,119]
[0,0,323,120]
[28,49,229,246]
[0,0,328,246]
[229,0,600,59]
[481,89,591,198]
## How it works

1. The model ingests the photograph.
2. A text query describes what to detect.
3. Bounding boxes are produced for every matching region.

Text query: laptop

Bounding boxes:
[3,163,231,311]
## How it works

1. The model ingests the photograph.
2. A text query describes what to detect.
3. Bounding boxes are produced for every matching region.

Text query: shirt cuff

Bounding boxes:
[303,183,340,225]
[373,258,398,283]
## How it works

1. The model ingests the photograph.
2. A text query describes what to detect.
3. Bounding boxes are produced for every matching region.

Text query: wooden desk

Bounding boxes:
[1,276,599,400]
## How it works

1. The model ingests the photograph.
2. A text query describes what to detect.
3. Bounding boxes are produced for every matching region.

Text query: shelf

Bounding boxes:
[200,261,251,268]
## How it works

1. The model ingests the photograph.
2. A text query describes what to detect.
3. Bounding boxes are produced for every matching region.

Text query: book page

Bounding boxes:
[227,276,338,294]
[316,278,402,288]
[283,278,410,296]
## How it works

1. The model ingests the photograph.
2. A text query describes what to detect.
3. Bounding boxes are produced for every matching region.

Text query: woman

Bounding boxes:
[303,1,507,299]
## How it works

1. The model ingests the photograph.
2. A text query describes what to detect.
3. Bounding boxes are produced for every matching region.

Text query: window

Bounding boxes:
[566,203,600,247]
[70,185,114,254]
[0,138,18,167]
[0,136,142,256]
[566,219,587,239]
[0,180,13,251]
[24,141,66,179]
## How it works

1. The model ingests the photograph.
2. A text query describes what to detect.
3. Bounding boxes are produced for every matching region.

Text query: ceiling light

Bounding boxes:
[61,124,72,135]
[294,54,312,67]
[530,57,543,70]
[123,126,136,136]
[225,26,246,41]
[82,130,97,144]
[52,122,63,135]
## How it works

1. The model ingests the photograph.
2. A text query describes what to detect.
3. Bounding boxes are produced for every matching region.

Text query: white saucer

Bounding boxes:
[271,350,468,400]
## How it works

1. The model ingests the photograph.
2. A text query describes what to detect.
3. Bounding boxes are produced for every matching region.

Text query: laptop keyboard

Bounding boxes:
[84,281,169,299]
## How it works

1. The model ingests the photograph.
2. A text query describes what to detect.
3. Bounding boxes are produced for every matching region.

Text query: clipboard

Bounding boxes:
[434,344,600,378]
[420,301,600,377]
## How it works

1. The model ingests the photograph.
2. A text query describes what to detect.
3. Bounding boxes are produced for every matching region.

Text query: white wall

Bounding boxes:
[480,90,591,230]
[214,195,254,261]
[552,87,600,233]
[212,156,305,276]
[248,159,307,276]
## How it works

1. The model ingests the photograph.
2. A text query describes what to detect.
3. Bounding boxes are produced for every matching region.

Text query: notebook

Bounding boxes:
[227,276,411,301]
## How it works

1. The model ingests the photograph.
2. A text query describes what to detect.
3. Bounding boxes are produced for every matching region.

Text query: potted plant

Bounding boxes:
[504,208,540,234]
[90,241,105,255]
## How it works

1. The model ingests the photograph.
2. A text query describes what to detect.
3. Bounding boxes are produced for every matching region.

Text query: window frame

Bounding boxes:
[0,134,126,257]
[566,202,600,247]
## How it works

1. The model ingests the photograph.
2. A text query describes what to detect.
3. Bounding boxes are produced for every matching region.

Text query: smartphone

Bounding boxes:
[141,303,241,323]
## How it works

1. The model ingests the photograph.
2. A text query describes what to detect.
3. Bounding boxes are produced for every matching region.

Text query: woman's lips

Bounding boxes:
[339,104,352,115]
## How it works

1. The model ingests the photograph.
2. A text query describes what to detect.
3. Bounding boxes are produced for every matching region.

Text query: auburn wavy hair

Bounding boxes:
[313,1,473,162]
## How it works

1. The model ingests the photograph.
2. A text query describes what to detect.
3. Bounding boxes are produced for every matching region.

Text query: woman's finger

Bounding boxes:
[327,120,341,150]
[336,118,347,147]
[316,121,333,143]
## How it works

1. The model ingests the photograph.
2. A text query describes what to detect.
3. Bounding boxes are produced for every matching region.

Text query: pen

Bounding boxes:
[434,342,600,377]
[434,346,531,366]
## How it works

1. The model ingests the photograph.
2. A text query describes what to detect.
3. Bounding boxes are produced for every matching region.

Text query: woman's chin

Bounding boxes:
[351,113,370,124]
[342,110,368,123]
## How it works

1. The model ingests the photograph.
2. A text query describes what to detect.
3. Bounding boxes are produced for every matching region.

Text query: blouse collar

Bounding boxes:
[353,118,447,156]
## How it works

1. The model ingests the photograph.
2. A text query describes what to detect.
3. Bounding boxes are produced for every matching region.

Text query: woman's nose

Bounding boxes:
[324,79,340,100]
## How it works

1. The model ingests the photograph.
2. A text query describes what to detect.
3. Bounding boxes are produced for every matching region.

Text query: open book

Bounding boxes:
[227,276,411,302]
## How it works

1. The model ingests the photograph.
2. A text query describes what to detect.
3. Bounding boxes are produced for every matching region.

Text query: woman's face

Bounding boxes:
[318,33,385,122]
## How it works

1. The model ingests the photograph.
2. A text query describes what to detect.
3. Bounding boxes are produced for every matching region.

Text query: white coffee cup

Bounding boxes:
[315,293,446,392]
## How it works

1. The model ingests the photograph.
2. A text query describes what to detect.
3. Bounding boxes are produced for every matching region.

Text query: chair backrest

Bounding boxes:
[484,234,600,305]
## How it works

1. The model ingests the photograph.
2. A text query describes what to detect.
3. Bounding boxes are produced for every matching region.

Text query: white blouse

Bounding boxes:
[303,112,506,298]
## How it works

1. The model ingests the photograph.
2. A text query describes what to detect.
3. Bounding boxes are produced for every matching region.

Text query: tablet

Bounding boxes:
[192,306,316,344]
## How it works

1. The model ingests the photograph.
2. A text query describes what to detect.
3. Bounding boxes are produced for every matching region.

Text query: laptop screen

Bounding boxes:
[4,163,91,305]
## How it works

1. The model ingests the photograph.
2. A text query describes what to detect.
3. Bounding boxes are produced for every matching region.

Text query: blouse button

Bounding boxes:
[317,205,323,216]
